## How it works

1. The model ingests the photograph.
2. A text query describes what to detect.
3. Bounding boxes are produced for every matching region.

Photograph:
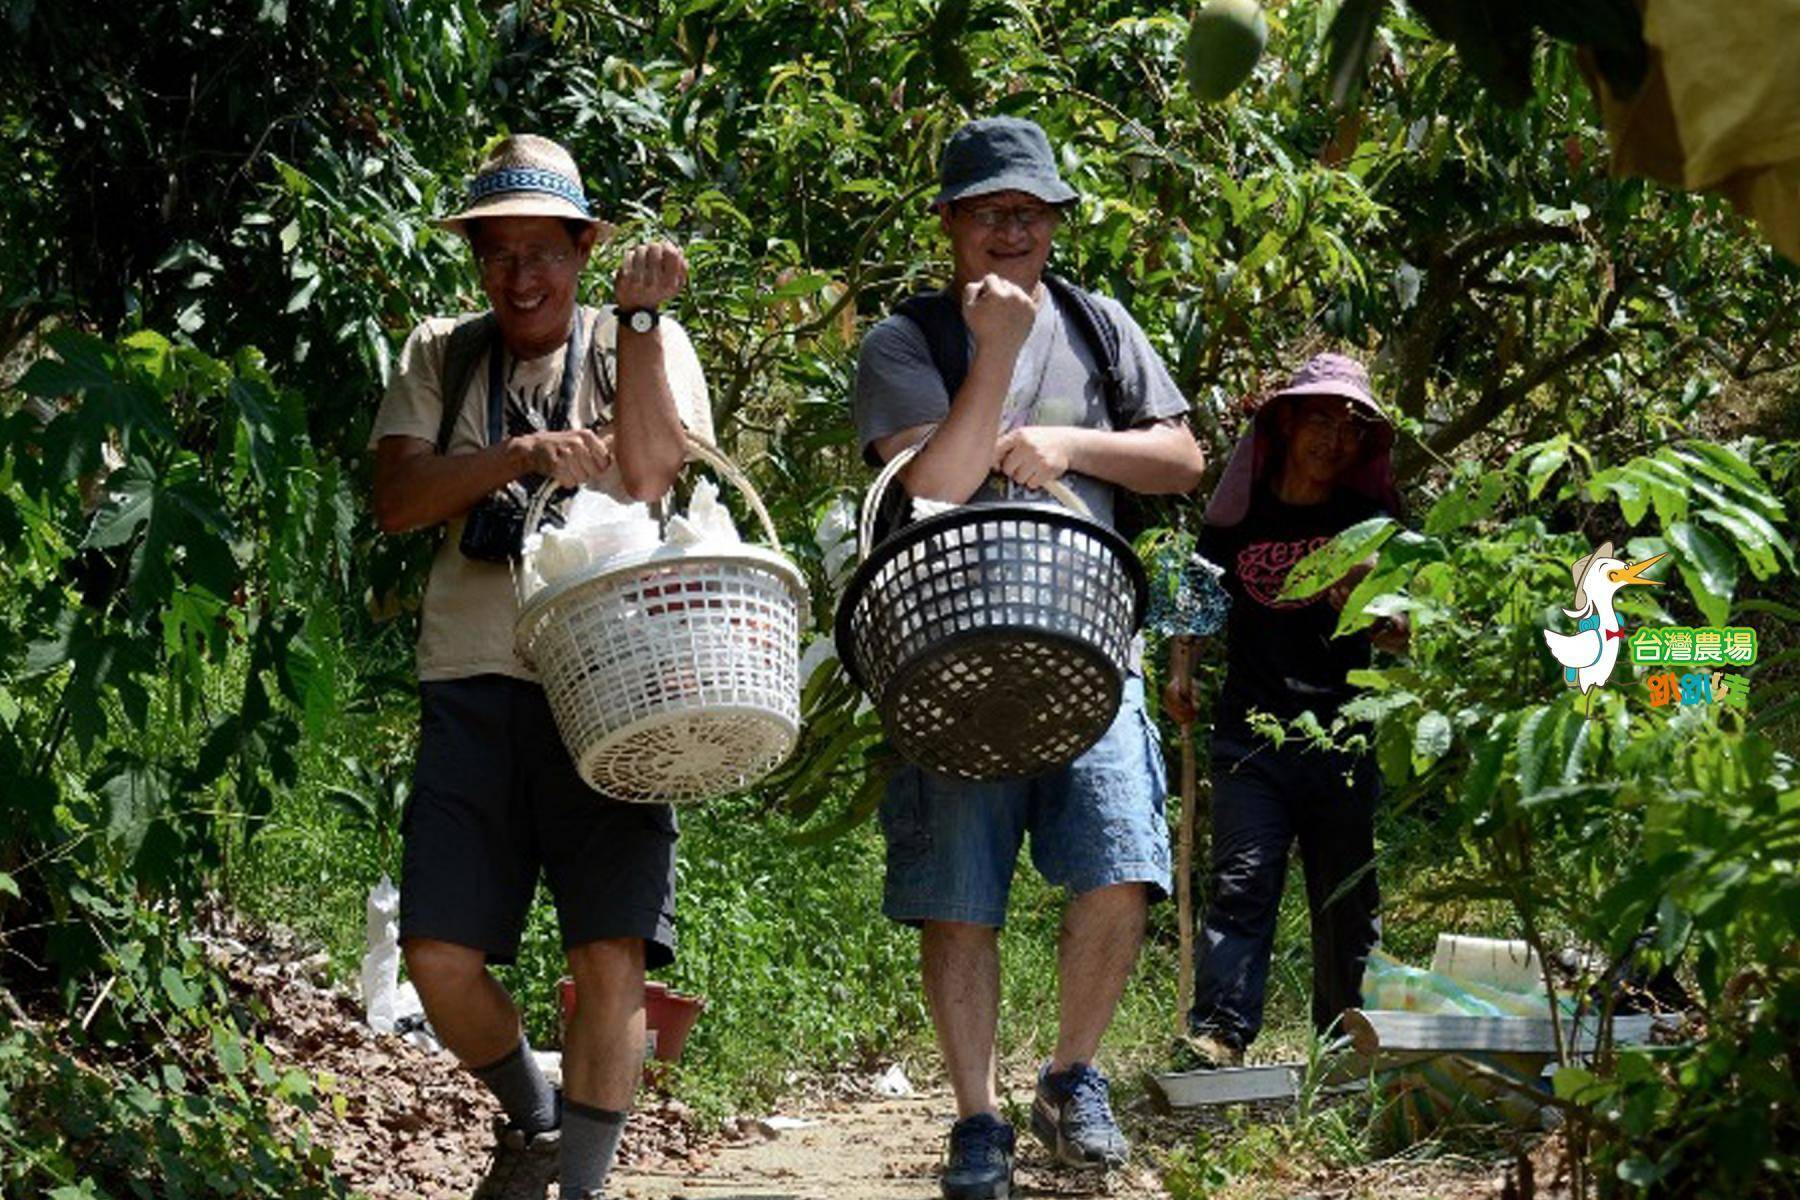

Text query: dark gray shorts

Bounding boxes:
[400,675,677,968]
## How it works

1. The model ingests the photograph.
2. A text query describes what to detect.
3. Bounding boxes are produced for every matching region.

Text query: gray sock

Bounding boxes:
[471,1038,558,1134]
[559,1098,627,1198]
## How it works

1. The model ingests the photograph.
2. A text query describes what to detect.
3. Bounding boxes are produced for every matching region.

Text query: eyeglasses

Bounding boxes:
[475,246,575,278]
[1298,411,1371,445]
[957,203,1060,232]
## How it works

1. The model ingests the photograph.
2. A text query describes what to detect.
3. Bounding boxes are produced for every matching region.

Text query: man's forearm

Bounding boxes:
[373,440,529,534]
[1060,422,1205,495]
[898,351,1013,502]
[612,329,687,500]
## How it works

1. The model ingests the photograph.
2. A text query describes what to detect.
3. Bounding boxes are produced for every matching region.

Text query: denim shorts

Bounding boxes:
[879,677,1172,927]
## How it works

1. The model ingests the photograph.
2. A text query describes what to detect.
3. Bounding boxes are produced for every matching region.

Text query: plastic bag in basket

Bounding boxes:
[1144,538,1231,639]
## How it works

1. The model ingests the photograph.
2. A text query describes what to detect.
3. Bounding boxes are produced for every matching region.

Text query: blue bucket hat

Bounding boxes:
[933,117,1079,208]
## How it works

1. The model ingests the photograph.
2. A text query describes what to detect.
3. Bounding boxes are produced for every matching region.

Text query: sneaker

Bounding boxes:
[1031,1061,1128,1168]
[1170,1030,1245,1072]
[940,1112,1015,1200]
[472,1114,561,1200]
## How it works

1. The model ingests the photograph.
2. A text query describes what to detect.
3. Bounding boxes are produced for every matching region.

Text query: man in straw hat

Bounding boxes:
[369,133,713,1199]
[1167,351,1408,1072]
[852,115,1205,1198]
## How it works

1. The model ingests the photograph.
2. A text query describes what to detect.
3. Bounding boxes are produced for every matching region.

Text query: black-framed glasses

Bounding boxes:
[475,246,575,278]
[1298,411,1372,445]
[956,202,1060,231]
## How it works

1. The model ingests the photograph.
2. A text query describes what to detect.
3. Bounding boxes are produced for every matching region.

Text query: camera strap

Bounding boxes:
[483,315,589,445]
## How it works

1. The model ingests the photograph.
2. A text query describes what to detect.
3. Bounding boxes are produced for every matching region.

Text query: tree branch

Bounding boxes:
[1407,324,1614,474]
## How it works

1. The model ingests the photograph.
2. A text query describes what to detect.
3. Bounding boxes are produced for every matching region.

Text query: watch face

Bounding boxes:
[628,310,656,333]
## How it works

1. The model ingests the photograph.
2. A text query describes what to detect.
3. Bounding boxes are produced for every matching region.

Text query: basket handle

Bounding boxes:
[857,439,1092,560]
[517,431,784,584]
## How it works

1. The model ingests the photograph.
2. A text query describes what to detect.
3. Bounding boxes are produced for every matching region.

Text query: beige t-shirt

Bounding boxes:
[370,305,713,682]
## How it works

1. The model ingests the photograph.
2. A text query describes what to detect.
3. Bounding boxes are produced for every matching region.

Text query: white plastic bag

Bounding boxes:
[814,498,858,588]
[667,478,743,547]
[360,874,401,1033]
[526,489,660,586]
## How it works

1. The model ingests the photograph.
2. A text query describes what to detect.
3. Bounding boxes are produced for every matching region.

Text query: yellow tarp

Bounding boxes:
[1587,0,1800,262]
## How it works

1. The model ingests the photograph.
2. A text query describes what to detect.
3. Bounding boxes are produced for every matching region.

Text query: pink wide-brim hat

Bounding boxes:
[1203,352,1401,528]
[435,134,599,236]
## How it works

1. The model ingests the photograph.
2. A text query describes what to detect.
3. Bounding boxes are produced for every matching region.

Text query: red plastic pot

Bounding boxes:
[557,976,705,1063]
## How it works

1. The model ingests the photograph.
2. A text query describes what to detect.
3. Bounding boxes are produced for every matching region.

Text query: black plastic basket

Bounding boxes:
[835,446,1147,780]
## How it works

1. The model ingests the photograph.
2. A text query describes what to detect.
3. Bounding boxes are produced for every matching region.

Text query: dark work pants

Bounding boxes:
[1187,734,1381,1048]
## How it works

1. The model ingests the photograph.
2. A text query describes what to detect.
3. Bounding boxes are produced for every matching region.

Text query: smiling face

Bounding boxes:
[940,189,1063,292]
[470,216,597,359]
[1277,394,1368,493]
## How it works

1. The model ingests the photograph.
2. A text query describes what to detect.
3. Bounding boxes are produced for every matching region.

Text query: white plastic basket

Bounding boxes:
[514,434,808,803]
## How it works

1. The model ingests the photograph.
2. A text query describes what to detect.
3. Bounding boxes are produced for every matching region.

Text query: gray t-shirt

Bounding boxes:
[852,288,1190,528]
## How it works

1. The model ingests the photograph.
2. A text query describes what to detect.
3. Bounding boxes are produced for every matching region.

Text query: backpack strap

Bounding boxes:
[893,290,970,414]
[1043,272,1130,428]
[894,275,1133,430]
[435,311,498,454]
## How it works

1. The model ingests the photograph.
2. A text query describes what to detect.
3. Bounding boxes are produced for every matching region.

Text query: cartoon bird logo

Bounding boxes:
[1543,541,1665,708]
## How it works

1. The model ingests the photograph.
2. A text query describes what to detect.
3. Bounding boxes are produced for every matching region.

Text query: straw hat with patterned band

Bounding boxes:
[435,134,598,236]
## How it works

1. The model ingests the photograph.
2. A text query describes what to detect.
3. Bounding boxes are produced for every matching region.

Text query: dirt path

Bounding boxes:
[614,1090,1170,1200]
[200,912,1510,1200]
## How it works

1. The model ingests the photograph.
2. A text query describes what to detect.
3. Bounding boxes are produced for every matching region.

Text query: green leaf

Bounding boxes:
[1525,439,1570,500]
[1332,565,1410,637]
[1552,1065,1600,1101]
[16,329,116,398]
[1412,710,1452,773]
[160,965,200,1010]
[84,461,156,549]
[1617,1155,1660,1187]
[285,273,322,313]
[0,871,18,899]
[1672,442,1781,519]
[1590,471,1647,525]
[1463,712,1516,811]
[1514,704,1556,797]
[1696,500,1792,578]
[228,377,288,485]
[1424,467,1506,535]
[93,756,173,859]
[214,1026,248,1075]
[790,763,893,845]
[49,1186,105,1200]
[769,270,834,299]
[1666,521,1736,627]
[1277,517,1397,602]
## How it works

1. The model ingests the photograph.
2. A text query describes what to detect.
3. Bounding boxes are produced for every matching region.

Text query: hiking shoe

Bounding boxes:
[1170,1030,1245,1072]
[472,1115,561,1200]
[1031,1061,1128,1168]
[941,1112,1015,1200]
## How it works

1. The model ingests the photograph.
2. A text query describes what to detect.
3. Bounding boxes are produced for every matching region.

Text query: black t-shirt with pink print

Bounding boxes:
[1197,484,1389,742]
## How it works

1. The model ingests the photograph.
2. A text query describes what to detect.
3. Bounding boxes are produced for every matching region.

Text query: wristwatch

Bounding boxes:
[617,306,661,334]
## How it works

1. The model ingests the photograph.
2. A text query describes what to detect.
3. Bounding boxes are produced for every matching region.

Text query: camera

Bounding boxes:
[459,488,527,563]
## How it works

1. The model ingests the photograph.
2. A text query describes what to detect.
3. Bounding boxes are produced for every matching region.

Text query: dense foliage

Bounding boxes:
[2,1,1795,1196]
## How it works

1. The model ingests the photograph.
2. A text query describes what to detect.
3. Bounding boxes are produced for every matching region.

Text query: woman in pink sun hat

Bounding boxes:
[1175,351,1409,1069]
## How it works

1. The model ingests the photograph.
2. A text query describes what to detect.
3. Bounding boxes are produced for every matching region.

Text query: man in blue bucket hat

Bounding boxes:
[369,133,714,1200]
[853,115,1205,1198]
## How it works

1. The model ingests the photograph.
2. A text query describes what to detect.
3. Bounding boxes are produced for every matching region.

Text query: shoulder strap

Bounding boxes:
[1043,272,1128,427]
[894,290,970,402]
[436,311,498,454]
[587,306,617,424]
[896,277,1132,428]
[1044,273,1160,543]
